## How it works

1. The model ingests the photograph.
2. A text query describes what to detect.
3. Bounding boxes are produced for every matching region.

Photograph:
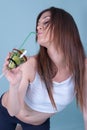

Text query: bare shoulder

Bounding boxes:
[29,55,37,63]
[20,55,37,82]
[26,56,37,71]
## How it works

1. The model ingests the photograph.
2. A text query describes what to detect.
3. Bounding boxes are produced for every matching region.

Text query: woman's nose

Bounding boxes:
[37,24,43,30]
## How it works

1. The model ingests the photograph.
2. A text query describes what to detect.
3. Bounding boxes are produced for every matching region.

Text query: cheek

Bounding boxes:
[44,33,50,40]
[45,28,53,42]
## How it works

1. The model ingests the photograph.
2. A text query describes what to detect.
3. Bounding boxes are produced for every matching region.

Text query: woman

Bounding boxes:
[0,6,87,130]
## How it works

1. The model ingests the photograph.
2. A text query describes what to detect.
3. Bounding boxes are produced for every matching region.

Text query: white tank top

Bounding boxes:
[24,72,75,113]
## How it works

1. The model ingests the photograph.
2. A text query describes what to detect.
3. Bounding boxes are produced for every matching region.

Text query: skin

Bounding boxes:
[1,11,87,130]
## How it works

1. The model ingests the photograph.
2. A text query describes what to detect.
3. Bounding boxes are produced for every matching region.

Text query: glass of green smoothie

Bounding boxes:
[8,48,27,69]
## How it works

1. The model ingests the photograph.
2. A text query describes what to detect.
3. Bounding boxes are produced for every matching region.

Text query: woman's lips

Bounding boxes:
[37,32,43,38]
[38,32,42,35]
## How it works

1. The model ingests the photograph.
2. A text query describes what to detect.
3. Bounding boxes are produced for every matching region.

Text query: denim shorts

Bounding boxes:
[0,94,50,130]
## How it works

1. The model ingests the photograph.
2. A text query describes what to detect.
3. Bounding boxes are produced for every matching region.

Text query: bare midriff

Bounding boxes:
[2,92,54,125]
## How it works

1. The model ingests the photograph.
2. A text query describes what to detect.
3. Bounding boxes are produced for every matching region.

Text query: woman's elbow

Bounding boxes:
[7,109,18,117]
[6,106,20,117]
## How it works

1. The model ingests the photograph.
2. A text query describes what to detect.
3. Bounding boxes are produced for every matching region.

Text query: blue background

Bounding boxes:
[0,0,87,130]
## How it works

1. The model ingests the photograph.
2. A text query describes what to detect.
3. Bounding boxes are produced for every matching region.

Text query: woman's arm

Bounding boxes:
[5,65,29,116]
[4,56,36,116]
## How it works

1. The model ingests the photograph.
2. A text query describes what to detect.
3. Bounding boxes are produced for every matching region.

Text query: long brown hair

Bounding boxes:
[36,7,86,110]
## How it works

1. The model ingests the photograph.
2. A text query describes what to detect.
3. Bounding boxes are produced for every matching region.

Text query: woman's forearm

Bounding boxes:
[6,85,21,116]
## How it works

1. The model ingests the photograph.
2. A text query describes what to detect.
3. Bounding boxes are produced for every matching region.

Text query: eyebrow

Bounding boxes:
[38,16,51,23]
[43,16,51,19]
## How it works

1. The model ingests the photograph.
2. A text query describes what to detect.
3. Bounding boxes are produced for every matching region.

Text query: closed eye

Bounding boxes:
[43,21,50,27]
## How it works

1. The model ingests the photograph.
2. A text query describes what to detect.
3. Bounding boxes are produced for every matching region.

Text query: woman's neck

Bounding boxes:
[47,46,66,70]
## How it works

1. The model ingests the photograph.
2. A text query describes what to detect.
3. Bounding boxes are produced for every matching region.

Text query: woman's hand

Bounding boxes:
[3,53,22,86]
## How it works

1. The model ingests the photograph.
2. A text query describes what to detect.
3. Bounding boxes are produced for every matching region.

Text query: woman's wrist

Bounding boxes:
[9,83,19,90]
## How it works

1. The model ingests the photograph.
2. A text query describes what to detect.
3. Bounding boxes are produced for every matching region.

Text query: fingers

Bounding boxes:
[2,52,12,73]
[3,51,23,75]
